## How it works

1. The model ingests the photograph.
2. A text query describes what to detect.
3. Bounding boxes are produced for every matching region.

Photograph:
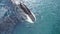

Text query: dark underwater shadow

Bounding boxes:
[0,0,26,34]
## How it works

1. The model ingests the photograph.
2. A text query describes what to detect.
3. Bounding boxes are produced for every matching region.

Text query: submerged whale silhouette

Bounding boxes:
[0,0,36,34]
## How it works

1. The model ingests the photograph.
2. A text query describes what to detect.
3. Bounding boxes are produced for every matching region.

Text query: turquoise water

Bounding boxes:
[0,0,60,34]
[13,0,60,34]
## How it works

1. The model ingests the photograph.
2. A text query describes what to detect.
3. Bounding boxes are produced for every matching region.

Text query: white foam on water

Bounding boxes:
[11,0,20,5]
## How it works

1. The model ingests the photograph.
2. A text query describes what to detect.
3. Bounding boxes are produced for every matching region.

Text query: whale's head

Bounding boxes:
[11,0,36,23]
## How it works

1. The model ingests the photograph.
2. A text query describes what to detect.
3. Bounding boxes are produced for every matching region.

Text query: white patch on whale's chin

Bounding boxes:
[25,14,34,23]
[25,12,36,23]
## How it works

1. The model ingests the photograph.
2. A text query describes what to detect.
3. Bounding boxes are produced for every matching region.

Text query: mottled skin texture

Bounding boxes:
[0,11,22,34]
[0,0,26,34]
[0,8,19,34]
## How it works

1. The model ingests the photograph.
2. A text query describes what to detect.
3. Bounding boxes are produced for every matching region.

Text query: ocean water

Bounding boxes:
[0,0,60,34]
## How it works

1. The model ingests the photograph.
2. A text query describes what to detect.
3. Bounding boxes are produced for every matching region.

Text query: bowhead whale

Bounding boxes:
[0,0,36,34]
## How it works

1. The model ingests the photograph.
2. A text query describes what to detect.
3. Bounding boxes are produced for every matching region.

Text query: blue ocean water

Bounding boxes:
[0,0,60,34]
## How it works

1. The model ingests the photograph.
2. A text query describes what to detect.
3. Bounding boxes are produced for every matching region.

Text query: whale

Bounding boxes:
[0,0,36,34]
[11,0,36,23]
